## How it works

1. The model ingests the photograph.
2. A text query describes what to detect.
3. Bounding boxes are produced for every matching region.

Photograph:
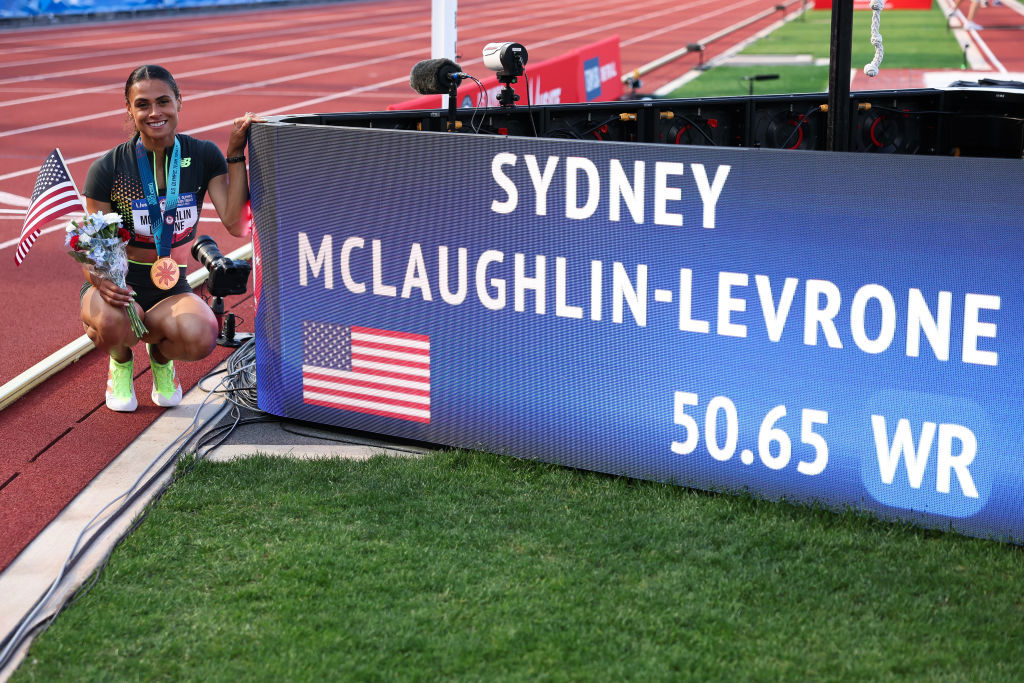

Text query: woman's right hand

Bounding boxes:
[92,275,135,308]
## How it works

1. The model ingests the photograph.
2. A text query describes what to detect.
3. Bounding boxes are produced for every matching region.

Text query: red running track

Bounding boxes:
[0,0,807,572]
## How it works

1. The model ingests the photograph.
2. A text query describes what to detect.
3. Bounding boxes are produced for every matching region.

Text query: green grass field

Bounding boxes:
[14,452,1024,681]
[667,4,966,97]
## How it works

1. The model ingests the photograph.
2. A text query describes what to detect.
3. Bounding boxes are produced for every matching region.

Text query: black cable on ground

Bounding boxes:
[0,338,265,673]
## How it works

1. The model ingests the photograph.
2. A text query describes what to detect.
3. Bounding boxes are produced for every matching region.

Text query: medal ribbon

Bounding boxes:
[134,136,180,259]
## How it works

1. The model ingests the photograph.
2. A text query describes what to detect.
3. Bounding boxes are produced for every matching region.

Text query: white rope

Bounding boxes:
[864,0,885,77]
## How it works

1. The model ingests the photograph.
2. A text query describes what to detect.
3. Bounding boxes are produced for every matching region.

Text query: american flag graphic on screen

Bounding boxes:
[303,322,431,423]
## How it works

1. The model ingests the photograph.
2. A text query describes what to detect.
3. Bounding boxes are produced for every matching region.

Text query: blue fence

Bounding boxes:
[2,0,291,19]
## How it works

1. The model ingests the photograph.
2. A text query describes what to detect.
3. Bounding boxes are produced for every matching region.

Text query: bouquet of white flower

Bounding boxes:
[66,211,148,338]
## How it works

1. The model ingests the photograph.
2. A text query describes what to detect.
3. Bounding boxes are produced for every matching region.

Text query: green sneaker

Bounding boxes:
[105,354,137,412]
[148,344,182,407]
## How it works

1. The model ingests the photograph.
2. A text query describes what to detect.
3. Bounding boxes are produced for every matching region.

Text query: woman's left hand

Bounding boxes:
[226,112,265,157]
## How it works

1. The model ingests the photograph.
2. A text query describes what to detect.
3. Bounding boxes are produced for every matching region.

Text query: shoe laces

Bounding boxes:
[108,358,134,399]
[151,357,178,396]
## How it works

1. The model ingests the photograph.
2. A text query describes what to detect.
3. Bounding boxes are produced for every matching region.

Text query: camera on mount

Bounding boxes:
[483,42,528,77]
[192,234,250,297]
[483,42,528,107]
[191,235,253,347]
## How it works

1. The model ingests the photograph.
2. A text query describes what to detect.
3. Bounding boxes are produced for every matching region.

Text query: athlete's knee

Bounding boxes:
[84,311,134,351]
[181,327,218,360]
[166,315,218,360]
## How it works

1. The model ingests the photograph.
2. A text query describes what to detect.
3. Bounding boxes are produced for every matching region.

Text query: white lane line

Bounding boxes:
[0,0,783,192]
[0,2,421,69]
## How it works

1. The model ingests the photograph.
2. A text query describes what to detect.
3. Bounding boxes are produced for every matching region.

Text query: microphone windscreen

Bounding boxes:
[409,58,461,95]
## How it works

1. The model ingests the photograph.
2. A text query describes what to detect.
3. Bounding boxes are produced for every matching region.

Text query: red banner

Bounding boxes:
[389,35,622,110]
[814,0,931,8]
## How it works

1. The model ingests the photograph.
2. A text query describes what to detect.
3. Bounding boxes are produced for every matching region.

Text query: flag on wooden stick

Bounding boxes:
[15,149,85,265]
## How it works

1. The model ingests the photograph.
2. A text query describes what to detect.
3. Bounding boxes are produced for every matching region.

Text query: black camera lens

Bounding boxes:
[191,235,251,297]
[192,234,226,270]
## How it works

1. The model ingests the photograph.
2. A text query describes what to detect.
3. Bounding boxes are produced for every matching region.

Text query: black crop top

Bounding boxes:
[83,133,228,250]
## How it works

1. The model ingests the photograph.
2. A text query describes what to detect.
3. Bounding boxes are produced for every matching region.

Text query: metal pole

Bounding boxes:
[827,0,854,151]
[432,0,458,109]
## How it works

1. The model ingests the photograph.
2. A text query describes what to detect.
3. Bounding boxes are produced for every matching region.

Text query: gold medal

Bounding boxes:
[150,257,180,290]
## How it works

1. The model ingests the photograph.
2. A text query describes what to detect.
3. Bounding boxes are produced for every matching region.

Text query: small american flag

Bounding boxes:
[303,322,431,424]
[15,149,84,265]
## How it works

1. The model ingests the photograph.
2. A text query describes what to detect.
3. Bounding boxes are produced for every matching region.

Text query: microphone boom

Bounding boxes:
[410,58,466,95]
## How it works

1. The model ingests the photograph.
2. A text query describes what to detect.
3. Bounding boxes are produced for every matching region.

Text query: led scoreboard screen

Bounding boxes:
[249,120,1024,543]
